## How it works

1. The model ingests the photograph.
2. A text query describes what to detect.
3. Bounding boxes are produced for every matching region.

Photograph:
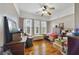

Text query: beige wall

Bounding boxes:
[19,17,24,29]
[48,14,75,32]
[75,3,79,28]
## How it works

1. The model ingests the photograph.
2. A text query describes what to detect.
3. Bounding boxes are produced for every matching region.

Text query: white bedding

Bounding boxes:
[20,36,27,42]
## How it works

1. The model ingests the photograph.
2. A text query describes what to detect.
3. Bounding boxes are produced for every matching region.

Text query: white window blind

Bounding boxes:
[41,21,47,34]
[23,19,32,35]
[34,20,40,35]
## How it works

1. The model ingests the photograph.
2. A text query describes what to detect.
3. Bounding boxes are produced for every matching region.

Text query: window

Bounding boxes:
[23,19,32,35]
[34,20,40,35]
[41,21,47,34]
[23,19,47,35]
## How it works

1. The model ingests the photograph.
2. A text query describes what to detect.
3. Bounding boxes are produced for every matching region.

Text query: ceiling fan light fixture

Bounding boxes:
[37,3,55,16]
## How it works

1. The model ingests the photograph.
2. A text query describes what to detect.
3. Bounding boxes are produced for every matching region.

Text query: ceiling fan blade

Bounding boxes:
[41,13,44,16]
[47,12,52,15]
[49,7,55,9]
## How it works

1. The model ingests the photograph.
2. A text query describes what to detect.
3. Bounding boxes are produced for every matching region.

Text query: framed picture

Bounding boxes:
[59,23,64,29]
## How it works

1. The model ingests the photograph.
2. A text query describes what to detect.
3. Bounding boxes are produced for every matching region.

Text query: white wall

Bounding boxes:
[0,16,4,47]
[48,14,75,32]
[0,3,19,47]
[0,3,19,28]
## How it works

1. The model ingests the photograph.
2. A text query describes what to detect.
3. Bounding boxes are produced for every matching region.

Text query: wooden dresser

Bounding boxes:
[5,32,25,55]
[5,41,24,55]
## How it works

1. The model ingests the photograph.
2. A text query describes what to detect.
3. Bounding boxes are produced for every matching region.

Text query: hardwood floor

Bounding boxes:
[24,39,62,55]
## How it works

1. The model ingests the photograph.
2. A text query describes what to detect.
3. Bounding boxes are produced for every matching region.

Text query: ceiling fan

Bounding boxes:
[36,4,55,16]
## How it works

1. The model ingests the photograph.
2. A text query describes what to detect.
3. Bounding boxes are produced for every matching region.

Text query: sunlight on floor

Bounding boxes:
[25,40,62,55]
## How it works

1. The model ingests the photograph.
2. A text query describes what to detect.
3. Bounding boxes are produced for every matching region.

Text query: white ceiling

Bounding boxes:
[16,3,73,14]
[0,3,73,21]
[15,3,74,20]
[0,3,19,22]
[0,3,74,21]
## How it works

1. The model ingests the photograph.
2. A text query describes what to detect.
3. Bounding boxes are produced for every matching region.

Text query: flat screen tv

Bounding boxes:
[4,16,18,44]
[7,17,18,33]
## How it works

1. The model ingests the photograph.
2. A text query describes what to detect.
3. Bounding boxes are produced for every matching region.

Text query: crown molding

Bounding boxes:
[49,7,74,21]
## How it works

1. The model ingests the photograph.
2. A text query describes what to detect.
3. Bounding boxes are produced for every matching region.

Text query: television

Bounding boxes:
[4,16,20,51]
[4,16,18,44]
[7,18,18,33]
